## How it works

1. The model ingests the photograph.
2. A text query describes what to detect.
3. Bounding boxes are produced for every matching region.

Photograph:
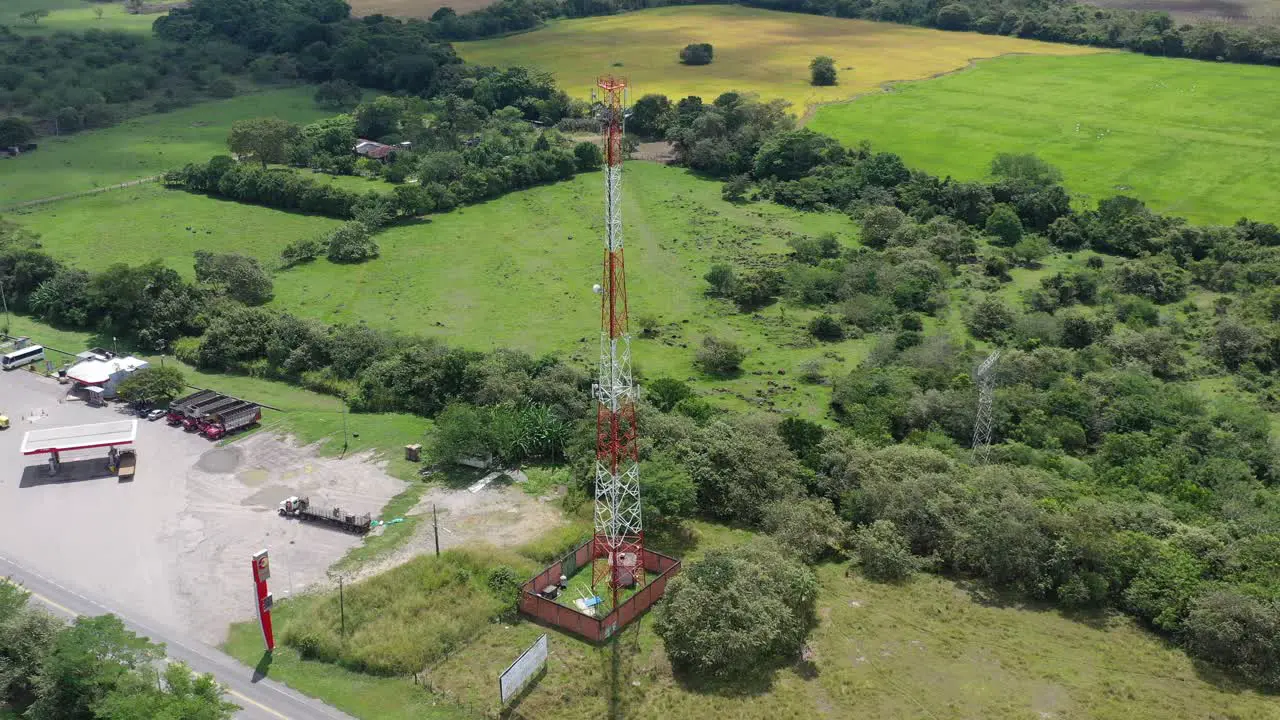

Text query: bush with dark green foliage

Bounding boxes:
[809,56,837,86]
[325,222,379,263]
[694,336,745,376]
[761,498,847,563]
[646,377,693,412]
[654,537,817,679]
[808,313,844,341]
[114,366,186,406]
[194,251,273,305]
[851,519,924,582]
[678,43,714,65]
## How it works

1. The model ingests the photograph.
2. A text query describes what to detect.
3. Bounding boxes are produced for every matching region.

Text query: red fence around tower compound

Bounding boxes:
[518,540,680,642]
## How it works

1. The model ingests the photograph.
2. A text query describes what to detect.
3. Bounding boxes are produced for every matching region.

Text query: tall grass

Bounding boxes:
[277,547,537,675]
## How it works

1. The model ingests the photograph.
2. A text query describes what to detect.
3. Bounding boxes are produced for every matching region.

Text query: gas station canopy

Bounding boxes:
[20,420,137,455]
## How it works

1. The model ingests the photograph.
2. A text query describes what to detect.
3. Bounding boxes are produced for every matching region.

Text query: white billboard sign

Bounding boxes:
[499,633,548,705]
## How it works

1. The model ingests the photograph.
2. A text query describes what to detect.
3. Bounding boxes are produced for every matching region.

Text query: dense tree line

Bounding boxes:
[0,26,269,137]
[0,584,237,719]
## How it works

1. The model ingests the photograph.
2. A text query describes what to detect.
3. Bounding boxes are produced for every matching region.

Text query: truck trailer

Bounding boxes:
[175,394,230,429]
[166,390,218,425]
[278,496,371,534]
[196,400,253,434]
[202,404,261,440]
[183,396,243,431]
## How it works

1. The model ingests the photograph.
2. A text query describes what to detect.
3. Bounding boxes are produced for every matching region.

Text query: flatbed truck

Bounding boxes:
[278,496,371,534]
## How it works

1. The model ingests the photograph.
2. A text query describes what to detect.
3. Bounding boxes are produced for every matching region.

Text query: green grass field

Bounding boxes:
[2,0,157,33]
[456,6,1099,113]
[13,184,342,278]
[0,87,331,205]
[809,53,1280,225]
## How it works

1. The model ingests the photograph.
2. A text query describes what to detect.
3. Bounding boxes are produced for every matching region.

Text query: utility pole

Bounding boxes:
[341,405,349,459]
[0,279,8,331]
[433,504,440,557]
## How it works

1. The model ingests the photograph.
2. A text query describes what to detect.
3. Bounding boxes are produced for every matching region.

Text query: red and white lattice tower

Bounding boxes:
[591,76,643,610]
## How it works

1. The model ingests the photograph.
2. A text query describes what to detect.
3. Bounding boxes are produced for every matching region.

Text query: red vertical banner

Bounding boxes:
[252,549,274,652]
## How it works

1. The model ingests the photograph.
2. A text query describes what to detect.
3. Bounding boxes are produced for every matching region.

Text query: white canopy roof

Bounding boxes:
[67,356,147,385]
[20,420,137,455]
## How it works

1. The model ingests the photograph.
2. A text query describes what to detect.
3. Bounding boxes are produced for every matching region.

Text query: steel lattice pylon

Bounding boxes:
[971,350,1001,464]
[590,76,643,610]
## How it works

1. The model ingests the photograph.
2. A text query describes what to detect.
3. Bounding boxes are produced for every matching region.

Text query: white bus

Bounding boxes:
[1,345,45,370]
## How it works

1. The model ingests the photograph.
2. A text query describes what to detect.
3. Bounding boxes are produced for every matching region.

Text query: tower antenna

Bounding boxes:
[971,349,1001,465]
[590,76,643,611]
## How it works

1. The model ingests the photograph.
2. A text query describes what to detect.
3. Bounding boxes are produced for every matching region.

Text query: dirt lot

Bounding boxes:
[0,370,405,644]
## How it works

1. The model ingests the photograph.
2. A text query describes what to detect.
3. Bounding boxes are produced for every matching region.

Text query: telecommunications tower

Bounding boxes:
[590,76,643,609]
[971,349,1001,464]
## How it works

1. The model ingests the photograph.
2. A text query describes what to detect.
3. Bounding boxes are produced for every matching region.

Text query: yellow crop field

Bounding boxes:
[457,6,1104,112]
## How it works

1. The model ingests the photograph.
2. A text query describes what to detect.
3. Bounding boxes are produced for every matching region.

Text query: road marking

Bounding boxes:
[227,689,291,720]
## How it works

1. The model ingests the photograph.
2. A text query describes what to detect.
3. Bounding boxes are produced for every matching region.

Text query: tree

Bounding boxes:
[27,615,162,720]
[641,452,697,528]
[0,585,61,711]
[20,9,49,25]
[990,153,1063,188]
[280,237,324,267]
[429,403,490,465]
[226,118,299,169]
[573,141,602,171]
[985,203,1023,246]
[646,377,692,412]
[1184,589,1280,688]
[0,117,35,148]
[808,314,843,341]
[653,538,816,679]
[966,295,1016,342]
[761,498,846,563]
[850,520,924,582]
[753,129,844,181]
[313,80,361,110]
[679,43,714,65]
[936,3,972,30]
[326,222,379,263]
[859,206,907,249]
[629,94,673,139]
[695,336,745,376]
[703,263,736,296]
[114,367,187,406]
[93,6,104,20]
[810,56,837,86]
[93,662,238,720]
[685,415,803,524]
[193,251,273,305]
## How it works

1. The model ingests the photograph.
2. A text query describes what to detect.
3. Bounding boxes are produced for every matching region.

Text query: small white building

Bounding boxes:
[67,356,149,399]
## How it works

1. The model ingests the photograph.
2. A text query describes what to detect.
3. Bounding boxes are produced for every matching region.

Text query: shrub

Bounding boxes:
[654,538,816,679]
[280,237,323,267]
[646,377,692,412]
[851,519,923,582]
[695,336,745,376]
[679,43,714,65]
[194,250,273,305]
[966,295,1016,342]
[1184,589,1280,688]
[936,3,972,30]
[810,56,837,86]
[703,263,736,296]
[808,314,844,341]
[326,222,379,263]
[573,141,602,171]
[761,498,846,563]
[985,203,1023,246]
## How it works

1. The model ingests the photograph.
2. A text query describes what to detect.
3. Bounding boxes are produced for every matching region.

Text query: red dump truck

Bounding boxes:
[179,394,234,431]
[166,390,218,425]
[278,496,371,534]
[202,403,261,440]
[196,400,252,434]
[184,396,243,431]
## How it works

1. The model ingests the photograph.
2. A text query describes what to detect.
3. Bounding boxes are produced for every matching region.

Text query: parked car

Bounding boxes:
[147,409,166,421]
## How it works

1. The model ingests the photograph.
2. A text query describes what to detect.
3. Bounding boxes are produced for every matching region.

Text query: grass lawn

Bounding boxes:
[455,6,1100,114]
[809,52,1280,225]
[270,161,865,419]
[0,87,331,205]
[13,184,342,278]
[421,522,1277,720]
[2,0,159,34]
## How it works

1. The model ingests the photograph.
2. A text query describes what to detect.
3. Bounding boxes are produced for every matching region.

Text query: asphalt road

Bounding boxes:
[0,552,354,720]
